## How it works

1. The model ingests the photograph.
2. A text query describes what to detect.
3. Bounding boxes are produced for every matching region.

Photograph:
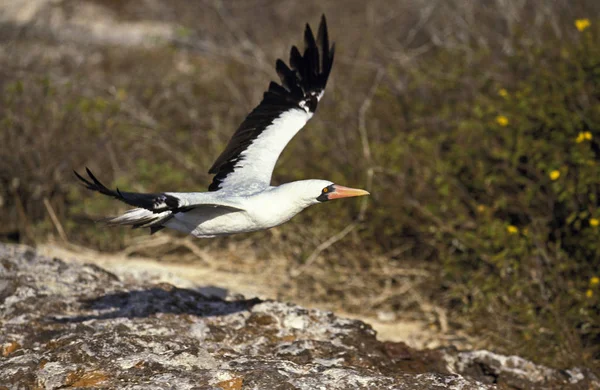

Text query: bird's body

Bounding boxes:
[76,16,369,237]
[161,180,332,237]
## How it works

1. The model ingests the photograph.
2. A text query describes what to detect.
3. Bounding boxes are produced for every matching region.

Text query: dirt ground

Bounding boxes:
[37,241,476,352]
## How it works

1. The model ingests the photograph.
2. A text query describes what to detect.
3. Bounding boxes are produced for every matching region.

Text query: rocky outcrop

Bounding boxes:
[0,244,597,389]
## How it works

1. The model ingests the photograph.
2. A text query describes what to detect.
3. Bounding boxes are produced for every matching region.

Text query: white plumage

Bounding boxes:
[75,16,369,238]
[215,108,313,194]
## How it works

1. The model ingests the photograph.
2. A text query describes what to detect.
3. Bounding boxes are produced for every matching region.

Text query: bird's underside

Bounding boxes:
[75,16,368,237]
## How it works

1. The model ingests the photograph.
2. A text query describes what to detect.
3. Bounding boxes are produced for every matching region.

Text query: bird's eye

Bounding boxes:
[322,187,329,193]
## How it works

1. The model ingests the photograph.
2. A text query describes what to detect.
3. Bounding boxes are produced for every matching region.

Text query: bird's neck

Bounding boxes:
[256,182,316,217]
[271,182,315,207]
[240,181,319,229]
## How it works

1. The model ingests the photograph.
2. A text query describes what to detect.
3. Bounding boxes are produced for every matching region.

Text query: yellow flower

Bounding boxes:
[576,131,593,143]
[549,170,560,181]
[507,225,519,234]
[591,276,600,286]
[586,289,594,298]
[496,115,509,127]
[477,204,486,213]
[575,19,591,32]
[590,218,599,227]
[498,89,508,98]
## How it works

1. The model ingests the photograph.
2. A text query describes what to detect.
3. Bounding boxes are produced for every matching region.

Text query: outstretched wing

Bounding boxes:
[208,15,335,193]
[75,168,245,213]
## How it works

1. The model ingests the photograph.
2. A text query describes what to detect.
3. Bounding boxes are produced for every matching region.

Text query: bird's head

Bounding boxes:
[286,180,369,206]
[315,182,370,203]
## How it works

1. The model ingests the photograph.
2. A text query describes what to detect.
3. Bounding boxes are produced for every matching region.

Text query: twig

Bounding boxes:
[359,167,374,222]
[121,234,215,266]
[357,68,384,221]
[404,3,437,48]
[105,141,120,176]
[358,69,384,163]
[213,0,267,66]
[222,77,251,108]
[43,197,69,243]
[406,287,449,333]
[174,237,215,266]
[369,280,414,308]
[290,223,356,278]
[120,235,172,256]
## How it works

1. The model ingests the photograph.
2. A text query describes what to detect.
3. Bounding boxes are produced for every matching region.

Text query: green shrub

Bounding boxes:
[373,20,600,367]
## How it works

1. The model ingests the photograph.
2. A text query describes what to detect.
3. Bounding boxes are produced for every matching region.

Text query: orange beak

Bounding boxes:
[328,185,370,200]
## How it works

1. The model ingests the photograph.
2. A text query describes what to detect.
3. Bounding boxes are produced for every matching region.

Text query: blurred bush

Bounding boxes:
[1,0,599,370]
[375,19,600,368]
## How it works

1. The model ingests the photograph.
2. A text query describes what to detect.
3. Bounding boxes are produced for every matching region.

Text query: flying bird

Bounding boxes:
[75,15,369,238]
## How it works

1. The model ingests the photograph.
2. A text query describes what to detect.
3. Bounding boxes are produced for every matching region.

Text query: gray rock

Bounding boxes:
[0,244,597,389]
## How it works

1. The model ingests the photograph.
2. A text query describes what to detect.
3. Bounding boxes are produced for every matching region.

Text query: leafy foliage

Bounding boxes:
[372,20,600,367]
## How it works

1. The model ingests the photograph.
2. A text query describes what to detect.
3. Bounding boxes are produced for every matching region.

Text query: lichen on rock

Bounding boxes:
[0,244,597,389]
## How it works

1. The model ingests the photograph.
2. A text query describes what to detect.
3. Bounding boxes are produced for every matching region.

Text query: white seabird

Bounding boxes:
[75,15,369,238]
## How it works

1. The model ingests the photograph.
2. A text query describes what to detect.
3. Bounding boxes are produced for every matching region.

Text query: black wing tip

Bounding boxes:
[75,168,182,212]
[73,169,87,184]
[304,23,316,47]
[74,167,91,184]
[272,15,336,95]
[318,15,328,40]
[84,167,101,186]
[75,167,109,193]
[306,13,328,41]
[290,15,334,92]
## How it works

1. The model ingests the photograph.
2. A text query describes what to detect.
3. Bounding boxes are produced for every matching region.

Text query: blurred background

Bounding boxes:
[1,0,599,372]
